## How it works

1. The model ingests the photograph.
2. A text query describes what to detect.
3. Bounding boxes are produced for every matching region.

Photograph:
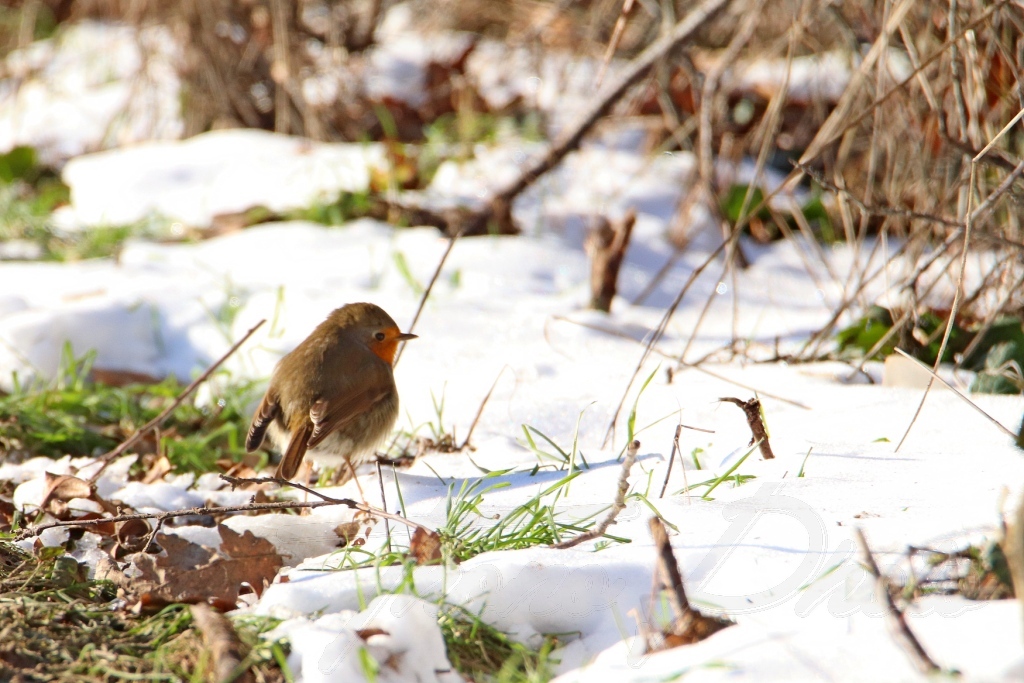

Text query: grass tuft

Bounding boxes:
[0,344,262,473]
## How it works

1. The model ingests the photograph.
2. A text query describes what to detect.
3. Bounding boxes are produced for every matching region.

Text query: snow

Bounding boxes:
[60,129,387,228]
[1,23,1022,683]
[0,21,182,166]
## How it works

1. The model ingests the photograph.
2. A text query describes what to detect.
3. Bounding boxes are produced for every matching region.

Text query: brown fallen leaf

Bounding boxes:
[142,455,173,484]
[134,525,283,609]
[115,518,154,555]
[356,627,389,640]
[0,498,16,532]
[408,527,443,565]
[39,473,93,511]
[334,521,362,547]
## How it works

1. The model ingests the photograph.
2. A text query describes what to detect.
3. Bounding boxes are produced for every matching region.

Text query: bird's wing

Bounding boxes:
[276,419,314,480]
[246,388,280,452]
[306,383,391,451]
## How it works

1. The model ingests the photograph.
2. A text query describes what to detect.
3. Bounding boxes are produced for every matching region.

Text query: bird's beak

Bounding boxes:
[396,332,418,341]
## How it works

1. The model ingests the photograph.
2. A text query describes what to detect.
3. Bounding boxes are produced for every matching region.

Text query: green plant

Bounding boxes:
[440,471,625,561]
[439,604,559,683]
[0,343,262,472]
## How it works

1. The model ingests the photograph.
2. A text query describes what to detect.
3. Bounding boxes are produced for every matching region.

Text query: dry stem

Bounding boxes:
[17,473,432,541]
[854,528,941,674]
[87,320,266,484]
[552,439,640,549]
[720,397,775,460]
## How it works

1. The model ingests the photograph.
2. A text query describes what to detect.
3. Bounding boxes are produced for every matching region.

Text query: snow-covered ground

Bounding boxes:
[1,16,1022,683]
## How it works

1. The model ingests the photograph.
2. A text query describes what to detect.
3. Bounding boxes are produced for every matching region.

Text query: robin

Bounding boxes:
[246,302,416,481]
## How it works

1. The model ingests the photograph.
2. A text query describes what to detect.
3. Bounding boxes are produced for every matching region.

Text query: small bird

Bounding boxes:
[246,303,416,481]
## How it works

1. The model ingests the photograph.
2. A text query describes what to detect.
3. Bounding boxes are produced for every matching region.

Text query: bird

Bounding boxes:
[245,302,416,481]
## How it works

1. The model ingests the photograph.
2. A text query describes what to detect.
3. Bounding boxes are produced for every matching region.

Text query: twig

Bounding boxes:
[659,424,683,499]
[853,528,942,674]
[891,349,1016,439]
[394,232,461,366]
[719,397,775,460]
[895,155,1024,451]
[648,516,732,646]
[87,320,266,484]
[17,475,432,541]
[218,474,434,532]
[649,516,696,634]
[459,366,509,451]
[488,0,733,224]
[594,0,636,89]
[587,211,637,312]
[191,603,254,683]
[631,249,684,306]
[552,314,809,409]
[552,439,640,549]
[376,461,391,555]
[799,0,1007,166]
[603,235,733,448]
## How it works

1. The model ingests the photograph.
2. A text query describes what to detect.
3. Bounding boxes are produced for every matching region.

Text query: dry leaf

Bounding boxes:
[0,498,15,531]
[115,518,153,554]
[40,473,92,509]
[356,627,389,640]
[72,512,116,537]
[334,521,361,547]
[134,526,282,608]
[408,527,442,565]
[142,455,173,484]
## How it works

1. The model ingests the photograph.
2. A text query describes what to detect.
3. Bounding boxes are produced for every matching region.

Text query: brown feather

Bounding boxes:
[277,419,314,480]
[246,390,280,452]
[307,386,391,450]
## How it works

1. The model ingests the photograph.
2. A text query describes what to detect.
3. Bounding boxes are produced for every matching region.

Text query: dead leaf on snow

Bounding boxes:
[334,521,361,547]
[40,473,92,510]
[133,525,282,609]
[408,527,442,565]
[115,518,154,555]
[141,455,173,484]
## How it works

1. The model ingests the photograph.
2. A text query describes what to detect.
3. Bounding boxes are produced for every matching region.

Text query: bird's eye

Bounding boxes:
[374,332,386,341]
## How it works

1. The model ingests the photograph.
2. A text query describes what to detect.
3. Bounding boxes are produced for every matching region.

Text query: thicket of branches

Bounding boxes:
[5,0,1024,366]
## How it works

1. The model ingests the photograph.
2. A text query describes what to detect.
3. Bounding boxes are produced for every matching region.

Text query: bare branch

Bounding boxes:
[88,320,266,484]
[719,397,775,460]
[552,439,640,549]
[17,473,434,541]
[854,528,941,674]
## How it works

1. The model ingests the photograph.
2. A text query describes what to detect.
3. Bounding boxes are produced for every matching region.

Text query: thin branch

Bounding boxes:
[87,319,266,484]
[552,439,639,549]
[891,349,1016,439]
[854,528,942,674]
[719,397,775,460]
[191,603,254,683]
[799,0,1008,166]
[376,461,392,555]
[594,0,636,88]
[218,474,434,532]
[659,424,683,499]
[552,314,809,409]
[896,157,1024,451]
[490,0,733,213]
[459,366,509,450]
[394,232,461,365]
[649,515,696,634]
[603,234,734,448]
[17,474,433,541]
